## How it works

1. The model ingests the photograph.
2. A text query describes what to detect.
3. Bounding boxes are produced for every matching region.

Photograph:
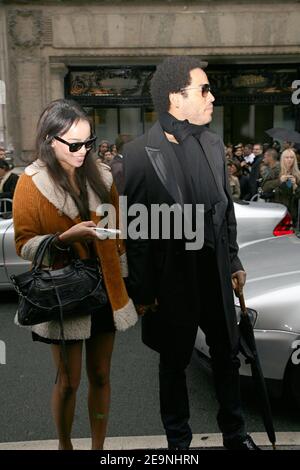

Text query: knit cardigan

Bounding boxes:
[13,159,138,340]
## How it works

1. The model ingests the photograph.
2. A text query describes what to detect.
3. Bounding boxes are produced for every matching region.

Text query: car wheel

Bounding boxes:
[287,363,300,409]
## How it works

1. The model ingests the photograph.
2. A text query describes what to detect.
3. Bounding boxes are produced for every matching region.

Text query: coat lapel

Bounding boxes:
[199,130,229,233]
[199,130,225,197]
[145,122,186,207]
[25,159,113,221]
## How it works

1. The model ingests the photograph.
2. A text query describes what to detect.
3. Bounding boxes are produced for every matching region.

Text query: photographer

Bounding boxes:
[274,149,300,225]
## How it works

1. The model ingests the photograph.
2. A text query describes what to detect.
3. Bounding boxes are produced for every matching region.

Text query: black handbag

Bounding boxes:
[10,234,108,326]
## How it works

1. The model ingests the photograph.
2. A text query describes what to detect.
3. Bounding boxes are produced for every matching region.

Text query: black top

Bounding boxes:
[170,141,215,249]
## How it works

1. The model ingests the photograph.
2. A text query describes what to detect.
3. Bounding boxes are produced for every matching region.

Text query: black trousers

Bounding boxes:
[158,251,246,448]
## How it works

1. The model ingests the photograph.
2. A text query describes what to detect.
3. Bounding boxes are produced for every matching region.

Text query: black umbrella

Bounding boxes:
[265,127,300,143]
[238,292,277,450]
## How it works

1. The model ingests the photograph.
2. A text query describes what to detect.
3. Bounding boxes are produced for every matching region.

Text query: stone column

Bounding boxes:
[15,59,43,162]
[7,8,44,163]
[50,63,68,101]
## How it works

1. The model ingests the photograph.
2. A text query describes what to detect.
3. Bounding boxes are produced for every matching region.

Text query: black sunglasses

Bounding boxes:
[180,83,212,97]
[53,135,97,153]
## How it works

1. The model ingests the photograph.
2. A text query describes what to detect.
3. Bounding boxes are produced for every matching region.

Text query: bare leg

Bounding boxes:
[85,331,115,450]
[51,341,83,450]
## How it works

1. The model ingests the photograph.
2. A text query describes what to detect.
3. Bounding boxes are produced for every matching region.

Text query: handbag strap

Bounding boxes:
[48,269,71,388]
[33,234,58,269]
[33,234,79,270]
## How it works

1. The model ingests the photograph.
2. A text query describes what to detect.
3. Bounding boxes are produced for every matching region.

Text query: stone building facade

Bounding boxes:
[0,0,300,164]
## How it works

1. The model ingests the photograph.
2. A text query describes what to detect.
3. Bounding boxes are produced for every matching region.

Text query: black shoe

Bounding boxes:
[223,434,261,451]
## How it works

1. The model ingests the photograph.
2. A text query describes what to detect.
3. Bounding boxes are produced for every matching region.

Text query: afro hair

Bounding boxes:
[150,56,207,114]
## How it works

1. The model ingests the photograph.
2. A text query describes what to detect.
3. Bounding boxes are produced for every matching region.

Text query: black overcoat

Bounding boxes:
[123,122,243,353]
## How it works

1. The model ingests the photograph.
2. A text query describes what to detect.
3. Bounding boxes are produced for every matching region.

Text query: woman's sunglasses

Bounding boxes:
[53,135,97,153]
[180,83,212,97]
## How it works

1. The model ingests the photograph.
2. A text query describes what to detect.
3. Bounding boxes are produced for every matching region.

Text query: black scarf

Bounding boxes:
[159,112,225,249]
[159,112,221,213]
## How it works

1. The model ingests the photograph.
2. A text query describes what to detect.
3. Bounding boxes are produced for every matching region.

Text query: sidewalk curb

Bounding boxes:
[0,432,300,450]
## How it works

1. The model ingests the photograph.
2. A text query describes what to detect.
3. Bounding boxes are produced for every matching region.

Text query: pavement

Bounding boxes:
[0,432,300,450]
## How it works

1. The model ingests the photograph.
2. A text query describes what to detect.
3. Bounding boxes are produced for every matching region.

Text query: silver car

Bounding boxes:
[195,233,300,408]
[0,200,29,290]
[0,199,292,290]
[235,199,292,247]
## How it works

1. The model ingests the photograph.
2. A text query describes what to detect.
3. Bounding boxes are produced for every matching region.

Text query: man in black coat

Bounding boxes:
[245,143,264,200]
[123,57,259,451]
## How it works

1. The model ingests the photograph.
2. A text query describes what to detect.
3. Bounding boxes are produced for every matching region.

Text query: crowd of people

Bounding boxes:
[225,141,300,226]
[2,133,300,228]
[94,136,300,227]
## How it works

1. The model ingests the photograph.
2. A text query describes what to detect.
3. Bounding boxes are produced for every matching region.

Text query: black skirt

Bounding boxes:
[31,303,115,345]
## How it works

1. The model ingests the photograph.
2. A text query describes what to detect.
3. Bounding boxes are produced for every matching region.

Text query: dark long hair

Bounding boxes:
[35,99,110,220]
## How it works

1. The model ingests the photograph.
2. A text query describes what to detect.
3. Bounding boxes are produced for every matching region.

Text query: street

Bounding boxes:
[0,292,299,445]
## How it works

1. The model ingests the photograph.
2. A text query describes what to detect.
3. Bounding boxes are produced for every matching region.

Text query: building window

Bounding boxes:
[66,66,155,107]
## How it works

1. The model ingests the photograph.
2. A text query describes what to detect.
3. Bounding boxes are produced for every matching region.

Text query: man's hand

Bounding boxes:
[135,303,158,316]
[231,270,246,297]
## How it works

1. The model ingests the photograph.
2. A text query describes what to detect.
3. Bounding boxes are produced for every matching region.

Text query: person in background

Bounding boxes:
[0,160,19,211]
[229,158,249,200]
[97,140,110,161]
[292,143,300,166]
[110,144,118,158]
[232,143,244,162]
[232,143,249,176]
[103,150,114,165]
[259,148,280,201]
[243,144,255,166]
[227,160,241,201]
[282,141,294,150]
[0,145,6,160]
[110,134,133,194]
[245,143,264,200]
[0,145,14,169]
[225,143,233,159]
[274,148,300,225]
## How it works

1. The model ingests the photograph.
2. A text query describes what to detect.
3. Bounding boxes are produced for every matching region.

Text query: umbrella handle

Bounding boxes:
[237,291,248,316]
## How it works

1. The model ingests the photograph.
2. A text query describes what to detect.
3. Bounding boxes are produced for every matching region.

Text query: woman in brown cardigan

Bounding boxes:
[13,99,137,450]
